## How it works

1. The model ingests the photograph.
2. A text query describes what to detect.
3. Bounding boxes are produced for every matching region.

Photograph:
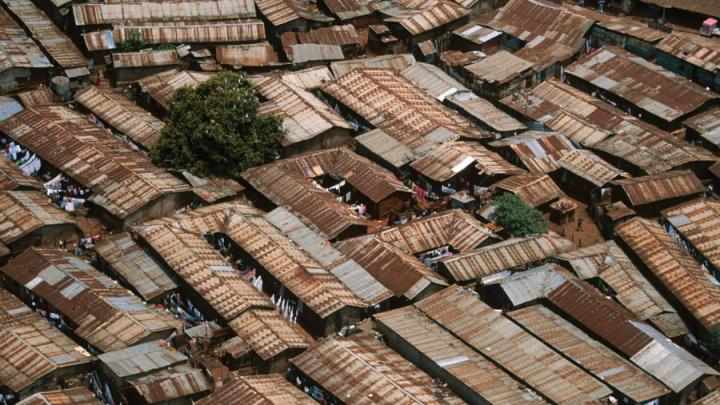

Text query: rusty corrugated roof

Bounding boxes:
[557,149,624,187]
[611,171,704,207]
[197,373,315,405]
[290,333,464,404]
[0,158,42,191]
[567,5,667,43]
[17,388,101,405]
[0,191,75,245]
[684,106,720,147]
[663,199,720,281]
[228,309,309,361]
[138,69,213,109]
[489,131,575,174]
[0,8,52,72]
[465,50,534,84]
[216,42,281,67]
[16,88,54,107]
[657,33,720,73]
[255,0,332,27]
[323,0,372,20]
[111,50,179,68]
[492,174,562,207]
[129,364,209,403]
[330,54,415,77]
[383,0,468,36]
[73,0,255,25]
[415,285,613,403]
[641,0,720,19]
[446,92,526,133]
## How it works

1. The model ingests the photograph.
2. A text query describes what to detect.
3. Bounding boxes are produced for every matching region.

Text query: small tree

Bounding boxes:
[490,193,548,237]
[119,30,145,52]
[151,71,285,178]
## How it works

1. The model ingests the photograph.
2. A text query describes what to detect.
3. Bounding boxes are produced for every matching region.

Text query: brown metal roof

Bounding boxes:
[415,285,613,403]
[375,305,548,404]
[6,0,87,68]
[0,158,42,191]
[0,288,93,393]
[95,232,177,302]
[97,341,187,378]
[216,42,281,67]
[410,141,524,182]
[611,171,704,207]
[75,84,165,150]
[566,5,667,43]
[556,241,688,338]
[508,305,670,402]
[324,0,372,20]
[489,131,575,174]
[684,106,720,147]
[129,364,209,403]
[330,54,415,78]
[440,233,575,281]
[542,110,612,146]
[295,24,360,47]
[372,209,496,254]
[657,33,720,73]
[16,88,54,108]
[464,50,534,85]
[493,174,562,207]
[557,149,624,187]
[446,92,526,133]
[694,388,720,405]
[138,70,213,109]
[255,0,332,27]
[17,388,102,405]
[250,77,349,146]
[566,46,719,123]
[0,105,190,220]
[452,23,502,45]
[0,191,75,245]
[663,199,720,280]
[641,0,720,19]
[382,0,468,36]
[616,217,720,333]
[0,248,176,352]
[0,8,52,72]
[197,373,315,405]
[485,0,593,50]
[290,333,464,404]
[228,309,309,361]
[73,0,256,25]
[334,234,447,299]
[111,50,179,68]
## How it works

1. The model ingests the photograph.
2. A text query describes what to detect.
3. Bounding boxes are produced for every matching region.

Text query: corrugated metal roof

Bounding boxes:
[138,70,213,109]
[129,364,209,403]
[383,0,468,36]
[515,36,577,68]
[447,92,526,133]
[415,285,613,403]
[452,23,502,45]
[489,131,575,174]
[334,234,447,299]
[0,191,75,245]
[98,341,187,378]
[74,84,165,150]
[216,42,280,67]
[492,174,562,207]
[290,334,464,404]
[73,0,255,25]
[112,50,179,68]
[611,171,704,206]
[464,51,534,84]
[557,149,624,187]
[0,105,189,220]
[410,140,524,182]
[255,0,332,27]
[289,43,344,64]
[0,157,42,191]
[480,263,574,306]
[399,62,468,101]
[266,207,394,306]
[616,217,720,333]
[657,33,720,73]
[330,54,416,78]
[16,88,54,107]
[0,289,93,393]
[663,199,720,280]
[566,5,667,43]
[484,0,593,50]
[250,77,349,146]
[296,24,360,47]
[355,129,416,168]
[375,306,547,404]
[180,171,243,203]
[373,209,496,254]
[228,308,309,361]
[542,110,612,146]
[274,66,334,89]
[95,232,177,302]
[694,388,720,405]
[440,233,575,281]
[0,8,52,72]
[197,373,315,405]
[641,1,720,21]
[556,241,688,338]
[17,388,101,405]
[566,46,718,123]
[684,106,720,147]
[5,0,87,68]
[508,305,670,402]
[0,248,176,352]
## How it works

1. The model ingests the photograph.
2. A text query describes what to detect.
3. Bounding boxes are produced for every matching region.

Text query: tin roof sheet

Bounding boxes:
[196,373,315,405]
[215,42,280,67]
[137,70,212,109]
[489,131,575,174]
[410,140,524,182]
[642,1,720,20]
[663,199,720,279]
[694,388,720,405]
[399,62,468,101]
[446,92,526,133]
[16,88,54,107]
[657,33,720,72]
[566,46,718,123]
[557,149,623,187]
[228,308,309,361]
[464,51,534,84]
[508,305,670,402]
[288,43,344,63]
[567,5,667,43]
[0,191,74,245]
[273,66,334,89]
[0,157,42,191]
[611,171,704,206]
[0,105,189,219]
[255,0,332,27]
[384,0,468,36]
[542,110,612,146]
[290,333,464,404]
[492,174,562,208]
[355,129,416,168]
[684,106,720,147]
[74,84,165,150]
[452,23,502,45]
[616,217,720,333]
[98,341,187,378]
[129,364,209,403]
[440,233,575,281]
[6,0,87,68]
[0,248,176,352]
[330,54,415,77]
[95,232,177,302]
[111,50,179,68]
[250,77,349,146]
[415,285,613,403]
[0,8,52,72]
[17,388,101,405]
[73,0,255,25]
[375,306,547,404]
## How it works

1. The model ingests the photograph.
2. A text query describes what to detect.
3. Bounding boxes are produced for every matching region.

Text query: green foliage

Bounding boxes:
[151,71,285,178]
[490,193,548,237]
[119,30,145,52]
[154,44,176,51]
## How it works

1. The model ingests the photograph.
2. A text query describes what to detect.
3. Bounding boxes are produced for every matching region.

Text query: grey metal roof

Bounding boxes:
[98,342,187,379]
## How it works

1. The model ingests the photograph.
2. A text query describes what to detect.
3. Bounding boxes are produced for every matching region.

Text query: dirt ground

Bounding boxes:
[547,198,605,249]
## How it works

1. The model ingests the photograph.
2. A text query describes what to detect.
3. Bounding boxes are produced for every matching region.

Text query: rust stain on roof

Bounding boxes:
[611,171,704,206]
[492,174,562,207]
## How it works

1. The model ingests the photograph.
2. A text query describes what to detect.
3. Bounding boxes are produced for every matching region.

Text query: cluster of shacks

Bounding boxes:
[1,0,720,404]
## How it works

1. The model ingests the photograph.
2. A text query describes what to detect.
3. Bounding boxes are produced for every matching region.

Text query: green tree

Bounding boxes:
[490,193,548,237]
[119,30,145,52]
[151,71,285,178]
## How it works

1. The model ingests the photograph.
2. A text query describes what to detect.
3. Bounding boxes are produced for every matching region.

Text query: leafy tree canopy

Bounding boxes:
[151,71,285,178]
[490,193,549,237]
[119,30,145,52]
